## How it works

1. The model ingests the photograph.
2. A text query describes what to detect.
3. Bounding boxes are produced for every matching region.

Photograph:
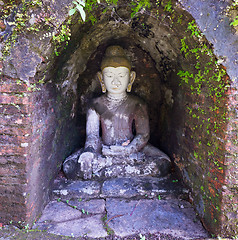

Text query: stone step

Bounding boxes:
[34,197,209,239]
[52,174,189,201]
[34,175,209,239]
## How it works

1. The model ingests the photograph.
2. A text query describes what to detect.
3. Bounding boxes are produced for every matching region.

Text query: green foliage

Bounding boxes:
[177,20,230,226]
[67,0,152,22]
[186,20,202,38]
[69,0,87,21]
[229,0,238,26]
[231,0,238,7]
[178,21,229,104]
[0,0,43,58]
[230,16,238,26]
[163,0,173,14]
[52,23,71,56]
[130,0,151,18]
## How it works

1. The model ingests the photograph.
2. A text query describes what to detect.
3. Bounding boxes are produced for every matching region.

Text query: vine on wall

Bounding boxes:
[176,17,231,232]
[1,0,237,57]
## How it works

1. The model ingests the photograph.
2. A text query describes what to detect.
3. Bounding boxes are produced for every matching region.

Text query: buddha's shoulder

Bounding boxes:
[127,94,147,107]
[91,95,106,105]
[88,95,107,112]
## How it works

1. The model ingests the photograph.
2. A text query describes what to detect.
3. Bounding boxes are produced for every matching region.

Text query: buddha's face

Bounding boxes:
[102,67,130,95]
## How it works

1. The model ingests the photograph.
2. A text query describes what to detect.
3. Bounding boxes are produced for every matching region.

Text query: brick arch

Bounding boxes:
[0,0,237,237]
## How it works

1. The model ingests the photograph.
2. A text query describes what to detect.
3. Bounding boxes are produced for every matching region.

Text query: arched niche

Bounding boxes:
[41,7,229,235]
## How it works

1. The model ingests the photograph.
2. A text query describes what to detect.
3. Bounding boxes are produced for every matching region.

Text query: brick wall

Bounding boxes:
[0,76,30,225]
[170,68,230,234]
[0,74,82,226]
[221,85,238,237]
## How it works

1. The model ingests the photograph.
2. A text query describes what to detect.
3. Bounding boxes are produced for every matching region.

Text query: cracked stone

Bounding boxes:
[34,201,82,225]
[106,198,209,239]
[45,215,107,238]
[68,199,105,214]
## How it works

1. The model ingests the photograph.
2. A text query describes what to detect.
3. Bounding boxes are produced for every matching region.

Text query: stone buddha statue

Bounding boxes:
[63,45,171,180]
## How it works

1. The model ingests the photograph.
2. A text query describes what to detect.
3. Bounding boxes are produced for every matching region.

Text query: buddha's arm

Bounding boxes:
[84,108,101,153]
[123,103,150,153]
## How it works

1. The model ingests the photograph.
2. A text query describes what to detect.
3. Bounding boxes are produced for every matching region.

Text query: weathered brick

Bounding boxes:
[208,176,224,190]
[0,82,28,93]
[0,76,20,84]
[0,164,26,176]
[0,155,26,164]
[0,94,30,105]
[0,114,30,125]
[0,145,27,156]
[0,196,27,215]
[0,184,26,196]
[0,156,8,164]
[0,189,26,202]
[0,135,29,145]
[0,125,31,136]
[0,104,29,115]
[0,176,27,185]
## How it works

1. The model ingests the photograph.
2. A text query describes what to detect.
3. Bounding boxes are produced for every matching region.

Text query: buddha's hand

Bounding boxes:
[102,145,131,156]
[78,152,94,179]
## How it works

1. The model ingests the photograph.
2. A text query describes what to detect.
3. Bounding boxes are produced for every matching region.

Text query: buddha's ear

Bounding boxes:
[97,72,106,93]
[127,71,136,92]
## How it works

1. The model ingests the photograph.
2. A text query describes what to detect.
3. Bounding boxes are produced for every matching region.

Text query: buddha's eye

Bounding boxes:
[106,74,113,78]
[119,74,126,77]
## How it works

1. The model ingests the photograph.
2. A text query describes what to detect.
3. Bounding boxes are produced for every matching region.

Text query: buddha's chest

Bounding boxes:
[100,111,134,131]
[99,111,135,145]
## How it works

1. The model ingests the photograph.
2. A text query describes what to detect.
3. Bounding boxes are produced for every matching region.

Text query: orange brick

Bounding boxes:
[0,94,30,105]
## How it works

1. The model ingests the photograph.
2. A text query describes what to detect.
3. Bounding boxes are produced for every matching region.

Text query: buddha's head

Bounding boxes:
[97,46,136,97]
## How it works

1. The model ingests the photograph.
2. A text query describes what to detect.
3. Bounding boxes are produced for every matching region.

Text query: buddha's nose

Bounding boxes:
[112,77,121,86]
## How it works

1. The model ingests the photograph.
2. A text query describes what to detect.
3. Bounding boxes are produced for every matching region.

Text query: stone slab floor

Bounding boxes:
[31,175,210,240]
[0,175,212,240]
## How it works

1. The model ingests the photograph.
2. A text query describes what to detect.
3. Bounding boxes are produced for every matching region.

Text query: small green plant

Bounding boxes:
[130,0,151,18]
[186,20,202,38]
[69,0,86,21]
[163,0,173,14]
[139,233,146,240]
[24,224,30,233]
[52,23,71,56]
[102,214,114,235]
[230,16,238,26]
[229,1,238,26]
